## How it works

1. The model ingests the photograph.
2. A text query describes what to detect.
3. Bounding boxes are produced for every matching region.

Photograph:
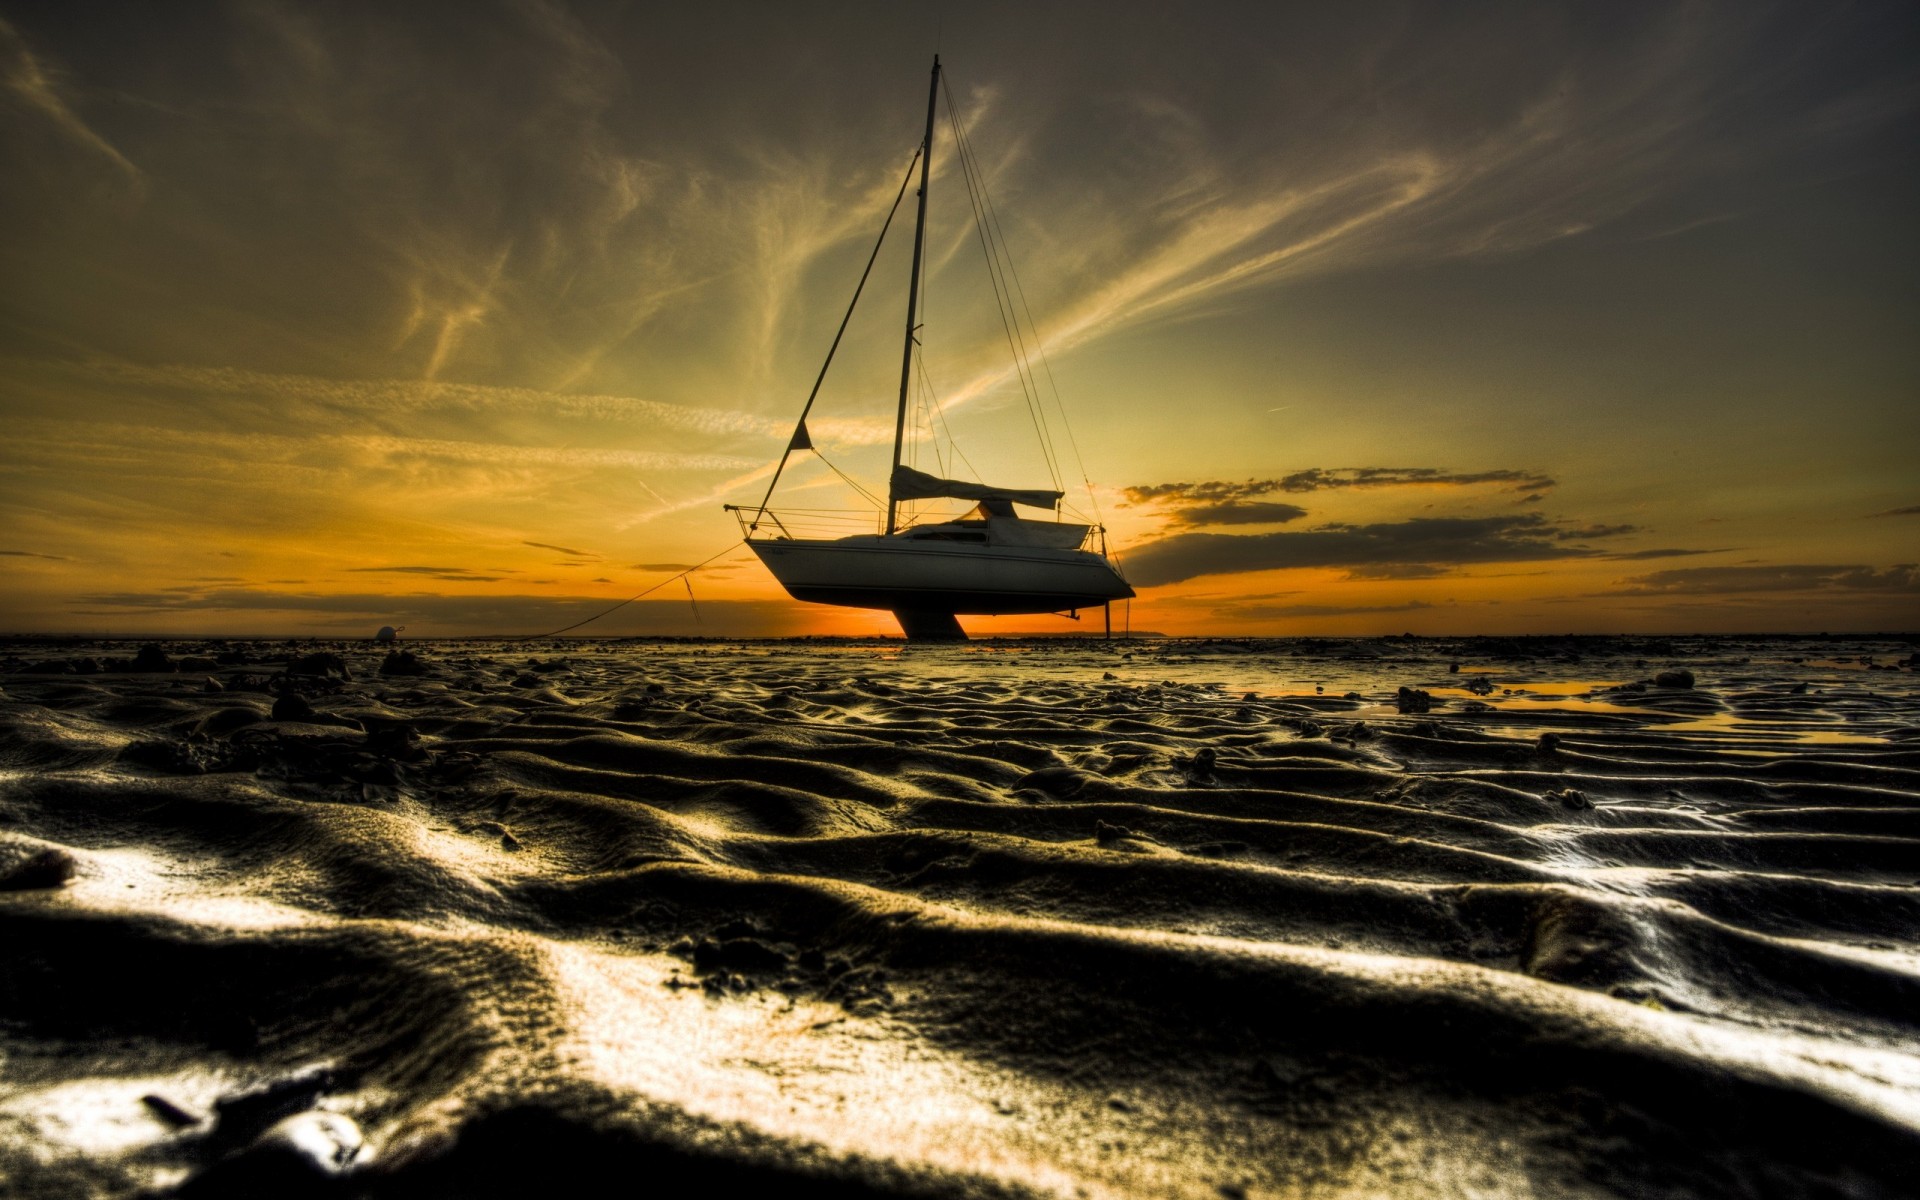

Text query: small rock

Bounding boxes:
[245,1110,363,1175]
[202,676,224,693]
[271,693,316,722]
[1653,669,1694,689]
[285,652,349,679]
[130,645,175,673]
[195,707,263,738]
[1538,732,1560,754]
[1552,788,1592,810]
[142,1093,203,1129]
[1396,687,1432,714]
[380,650,429,677]
[359,717,422,760]
[0,844,76,891]
[1011,766,1093,798]
[692,936,791,975]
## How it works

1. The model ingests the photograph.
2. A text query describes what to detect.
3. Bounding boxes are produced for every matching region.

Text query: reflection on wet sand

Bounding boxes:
[2,634,1916,1196]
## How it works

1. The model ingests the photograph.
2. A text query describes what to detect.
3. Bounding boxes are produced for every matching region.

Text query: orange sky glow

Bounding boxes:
[2,3,1915,637]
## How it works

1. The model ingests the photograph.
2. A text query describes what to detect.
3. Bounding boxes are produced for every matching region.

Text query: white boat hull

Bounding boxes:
[748,535,1133,616]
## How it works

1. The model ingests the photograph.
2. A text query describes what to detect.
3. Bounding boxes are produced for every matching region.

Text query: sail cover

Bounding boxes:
[890,465,1062,510]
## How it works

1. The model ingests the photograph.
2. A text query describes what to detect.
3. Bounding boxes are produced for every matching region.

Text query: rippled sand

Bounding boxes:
[2,634,1917,1197]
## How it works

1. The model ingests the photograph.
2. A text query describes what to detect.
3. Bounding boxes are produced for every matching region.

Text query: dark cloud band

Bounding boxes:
[1125,514,1592,586]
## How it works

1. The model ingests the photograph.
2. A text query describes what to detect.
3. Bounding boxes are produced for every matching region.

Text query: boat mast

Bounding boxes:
[887,55,941,536]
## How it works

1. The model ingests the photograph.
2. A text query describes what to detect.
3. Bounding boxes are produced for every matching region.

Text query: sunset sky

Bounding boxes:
[2,1,1915,637]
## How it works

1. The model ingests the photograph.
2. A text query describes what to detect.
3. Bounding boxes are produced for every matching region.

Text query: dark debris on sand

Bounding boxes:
[1,633,1918,1198]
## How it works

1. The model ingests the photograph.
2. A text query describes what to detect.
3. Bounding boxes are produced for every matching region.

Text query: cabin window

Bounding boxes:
[907,529,988,543]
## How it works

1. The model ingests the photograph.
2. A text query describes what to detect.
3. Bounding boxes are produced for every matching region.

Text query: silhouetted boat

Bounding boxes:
[728,57,1133,640]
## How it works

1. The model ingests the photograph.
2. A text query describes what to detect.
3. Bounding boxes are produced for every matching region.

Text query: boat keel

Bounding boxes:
[892,610,967,641]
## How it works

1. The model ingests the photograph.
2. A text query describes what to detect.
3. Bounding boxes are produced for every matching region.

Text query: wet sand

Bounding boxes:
[2,633,1917,1197]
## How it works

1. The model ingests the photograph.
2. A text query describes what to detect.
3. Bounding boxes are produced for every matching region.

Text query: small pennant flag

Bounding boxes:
[787,421,813,452]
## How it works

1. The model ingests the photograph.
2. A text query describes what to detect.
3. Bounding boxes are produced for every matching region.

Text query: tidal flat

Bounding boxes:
[2,634,1917,1197]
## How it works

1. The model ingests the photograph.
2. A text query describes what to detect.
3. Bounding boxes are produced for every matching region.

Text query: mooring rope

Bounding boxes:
[510,542,743,640]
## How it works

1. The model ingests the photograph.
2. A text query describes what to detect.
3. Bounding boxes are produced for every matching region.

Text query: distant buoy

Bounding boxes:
[375,625,403,643]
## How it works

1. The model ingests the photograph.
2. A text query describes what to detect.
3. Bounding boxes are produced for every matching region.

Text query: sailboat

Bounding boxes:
[727,56,1134,641]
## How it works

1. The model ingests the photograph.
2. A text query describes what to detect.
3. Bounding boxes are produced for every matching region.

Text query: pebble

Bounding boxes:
[380,650,430,677]
[285,652,350,679]
[131,645,175,673]
[272,693,316,722]
[0,844,76,891]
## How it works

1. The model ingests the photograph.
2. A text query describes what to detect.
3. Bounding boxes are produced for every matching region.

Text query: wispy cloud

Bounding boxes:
[1601,548,1729,561]
[0,549,68,560]
[524,540,595,558]
[1126,513,1593,587]
[1557,523,1639,541]
[1218,600,1438,620]
[67,586,816,636]
[1124,468,1556,506]
[345,565,504,582]
[1610,564,1920,595]
[1343,563,1452,581]
[1167,501,1311,528]
[3,418,758,477]
[30,359,782,440]
[0,17,145,193]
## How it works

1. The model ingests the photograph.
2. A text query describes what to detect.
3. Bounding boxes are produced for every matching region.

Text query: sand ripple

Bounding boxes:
[2,634,1918,1197]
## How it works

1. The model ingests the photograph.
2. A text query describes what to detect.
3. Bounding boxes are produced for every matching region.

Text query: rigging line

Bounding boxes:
[941,74,1055,476]
[813,446,885,509]
[947,86,1075,509]
[941,75,1082,512]
[913,353,948,478]
[915,349,983,483]
[942,78,1064,494]
[947,110,1050,488]
[510,543,742,640]
[940,79,1059,493]
[971,153,1103,527]
[750,147,922,529]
